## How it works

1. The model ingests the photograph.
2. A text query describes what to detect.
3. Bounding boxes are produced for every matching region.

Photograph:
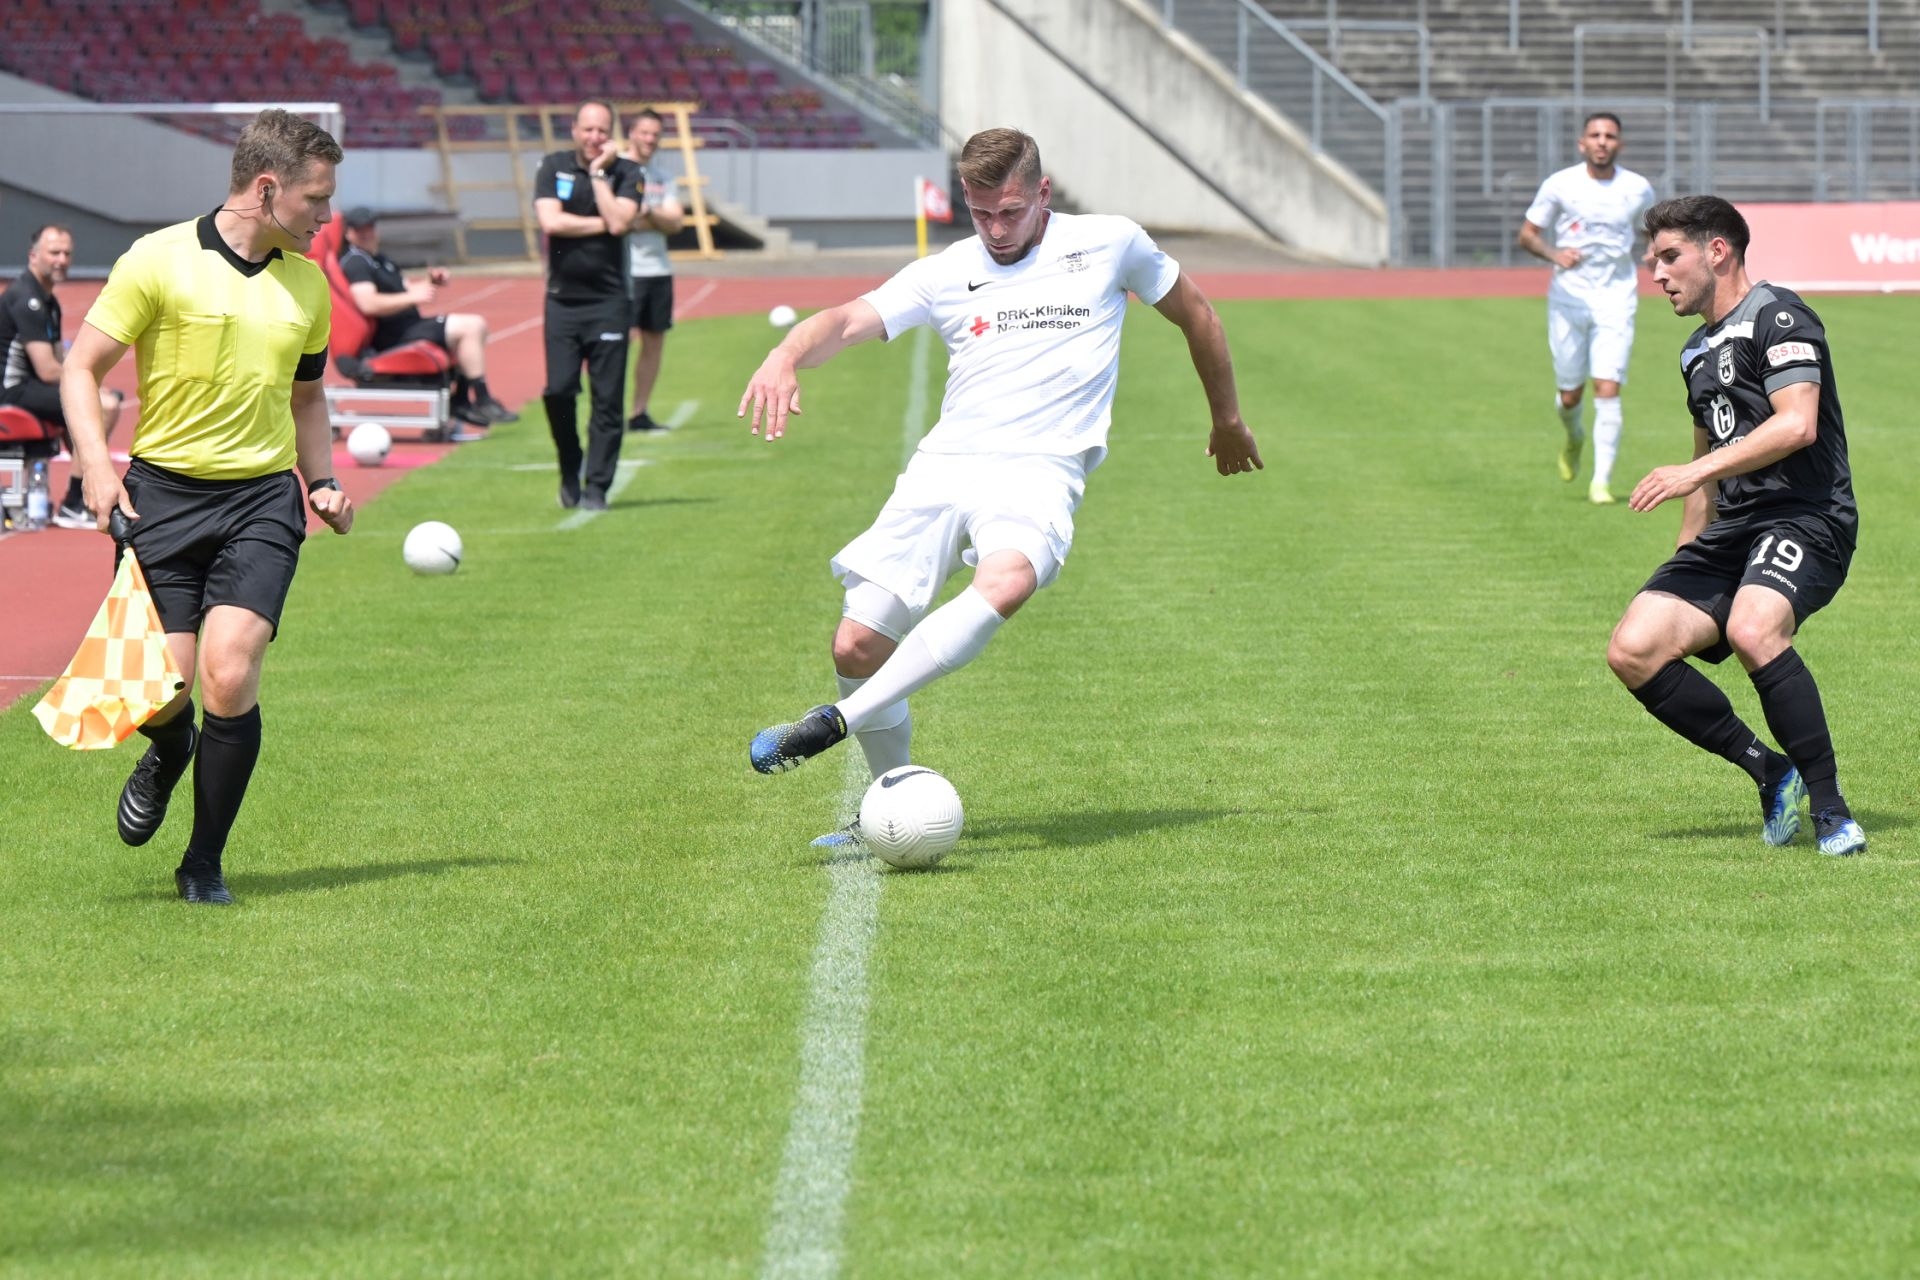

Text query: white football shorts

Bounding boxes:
[1548,294,1637,388]
[831,448,1096,622]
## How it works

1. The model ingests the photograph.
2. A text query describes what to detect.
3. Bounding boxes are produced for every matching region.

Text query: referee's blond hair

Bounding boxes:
[229,108,344,194]
[957,128,1042,192]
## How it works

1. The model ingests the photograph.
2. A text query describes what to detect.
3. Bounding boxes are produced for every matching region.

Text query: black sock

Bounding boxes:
[1630,660,1783,785]
[1750,649,1847,817]
[63,476,83,507]
[470,376,492,405]
[182,705,262,874]
[137,698,197,778]
[452,372,472,405]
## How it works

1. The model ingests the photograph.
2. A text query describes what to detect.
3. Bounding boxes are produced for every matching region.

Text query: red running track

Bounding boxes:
[1,262,1565,711]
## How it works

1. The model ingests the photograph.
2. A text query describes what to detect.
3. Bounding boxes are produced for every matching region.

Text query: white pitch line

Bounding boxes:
[760,324,932,1280]
[450,278,515,307]
[676,278,719,319]
[488,313,544,344]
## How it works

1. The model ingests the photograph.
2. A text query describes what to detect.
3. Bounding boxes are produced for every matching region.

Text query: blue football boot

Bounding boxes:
[1760,766,1807,846]
[750,704,848,774]
[1814,808,1867,857]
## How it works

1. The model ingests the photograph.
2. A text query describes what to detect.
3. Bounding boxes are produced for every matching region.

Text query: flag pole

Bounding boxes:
[915,177,929,259]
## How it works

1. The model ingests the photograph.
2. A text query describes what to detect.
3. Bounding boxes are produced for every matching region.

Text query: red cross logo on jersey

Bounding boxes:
[969,315,990,337]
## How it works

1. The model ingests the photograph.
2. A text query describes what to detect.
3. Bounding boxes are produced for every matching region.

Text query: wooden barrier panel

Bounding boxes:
[422,102,721,263]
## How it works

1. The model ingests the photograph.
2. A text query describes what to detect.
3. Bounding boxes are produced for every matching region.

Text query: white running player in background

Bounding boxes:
[737,127,1262,827]
[1517,111,1658,505]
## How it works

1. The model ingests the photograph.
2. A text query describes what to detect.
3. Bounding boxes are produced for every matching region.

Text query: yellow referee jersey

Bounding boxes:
[86,213,331,480]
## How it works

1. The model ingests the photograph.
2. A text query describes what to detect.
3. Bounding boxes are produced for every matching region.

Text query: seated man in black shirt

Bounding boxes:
[1,224,123,526]
[338,207,517,427]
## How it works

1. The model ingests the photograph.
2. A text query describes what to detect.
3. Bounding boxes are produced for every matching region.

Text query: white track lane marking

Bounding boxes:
[675,278,719,319]
[760,324,931,1280]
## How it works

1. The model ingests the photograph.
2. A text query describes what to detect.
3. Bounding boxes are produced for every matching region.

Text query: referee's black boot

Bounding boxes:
[118,723,198,847]
[175,862,234,906]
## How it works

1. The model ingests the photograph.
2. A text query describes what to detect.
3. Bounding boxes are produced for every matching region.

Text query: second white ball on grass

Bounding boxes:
[402,521,463,575]
[347,422,391,466]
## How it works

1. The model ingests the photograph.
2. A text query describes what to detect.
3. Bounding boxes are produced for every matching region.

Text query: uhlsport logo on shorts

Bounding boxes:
[1717,344,1735,385]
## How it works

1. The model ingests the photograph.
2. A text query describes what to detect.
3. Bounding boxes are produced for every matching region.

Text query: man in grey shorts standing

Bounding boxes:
[621,109,685,433]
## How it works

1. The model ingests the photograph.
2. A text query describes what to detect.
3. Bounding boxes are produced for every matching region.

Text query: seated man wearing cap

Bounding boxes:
[338,206,516,427]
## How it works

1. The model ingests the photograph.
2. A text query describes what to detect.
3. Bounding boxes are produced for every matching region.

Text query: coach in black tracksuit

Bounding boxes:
[534,100,642,510]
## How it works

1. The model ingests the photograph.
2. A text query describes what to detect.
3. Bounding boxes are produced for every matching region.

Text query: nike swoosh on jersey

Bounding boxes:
[967,280,990,291]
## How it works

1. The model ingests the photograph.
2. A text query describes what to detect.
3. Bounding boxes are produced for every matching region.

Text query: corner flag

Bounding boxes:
[914,176,953,258]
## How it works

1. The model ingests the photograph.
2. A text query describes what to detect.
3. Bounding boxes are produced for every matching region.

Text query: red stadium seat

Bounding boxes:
[310,218,452,381]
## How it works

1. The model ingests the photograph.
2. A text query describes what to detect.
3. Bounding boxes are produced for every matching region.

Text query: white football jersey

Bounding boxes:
[1524,164,1657,305]
[860,212,1180,458]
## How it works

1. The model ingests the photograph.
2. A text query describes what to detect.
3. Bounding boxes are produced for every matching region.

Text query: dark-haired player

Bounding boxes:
[1606,195,1865,856]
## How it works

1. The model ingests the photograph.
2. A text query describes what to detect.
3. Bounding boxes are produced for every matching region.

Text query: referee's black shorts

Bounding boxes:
[122,459,307,637]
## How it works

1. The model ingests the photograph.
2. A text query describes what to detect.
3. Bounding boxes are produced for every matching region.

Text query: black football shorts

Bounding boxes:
[630,274,674,333]
[121,459,306,637]
[1640,513,1851,664]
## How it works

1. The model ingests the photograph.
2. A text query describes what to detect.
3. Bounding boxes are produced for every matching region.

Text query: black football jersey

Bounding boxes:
[533,151,643,303]
[1677,283,1856,546]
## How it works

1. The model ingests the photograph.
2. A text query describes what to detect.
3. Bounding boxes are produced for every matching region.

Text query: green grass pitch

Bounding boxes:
[4,295,1917,1277]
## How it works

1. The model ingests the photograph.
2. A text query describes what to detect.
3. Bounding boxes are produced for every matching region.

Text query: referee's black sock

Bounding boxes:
[138,697,197,773]
[1750,649,1848,817]
[181,705,262,874]
[1630,659,1782,785]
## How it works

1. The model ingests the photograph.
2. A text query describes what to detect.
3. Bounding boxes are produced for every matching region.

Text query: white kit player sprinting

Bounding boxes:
[738,128,1262,832]
[1517,111,1657,505]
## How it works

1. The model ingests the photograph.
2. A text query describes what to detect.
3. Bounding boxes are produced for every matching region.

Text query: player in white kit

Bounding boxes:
[1517,112,1657,505]
[738,128,1261,805]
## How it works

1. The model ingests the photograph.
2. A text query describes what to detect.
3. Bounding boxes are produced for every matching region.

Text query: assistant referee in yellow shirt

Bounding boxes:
[61,109,354,906]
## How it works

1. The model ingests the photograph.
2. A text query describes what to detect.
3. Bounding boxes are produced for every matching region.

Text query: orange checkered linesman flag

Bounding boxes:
[33,538,185,750]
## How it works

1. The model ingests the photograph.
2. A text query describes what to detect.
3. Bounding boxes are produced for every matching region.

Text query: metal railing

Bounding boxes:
[1573,23,1773,122]
[1156,0,1390,191]
[1480,0,1886,53]
[1815,99,1920,200]
[1387,96,1920,266]
[677,0,941,145]
[1283,18,1431,104]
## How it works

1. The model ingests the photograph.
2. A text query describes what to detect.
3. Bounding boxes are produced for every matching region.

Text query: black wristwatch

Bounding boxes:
[307,476,341,496]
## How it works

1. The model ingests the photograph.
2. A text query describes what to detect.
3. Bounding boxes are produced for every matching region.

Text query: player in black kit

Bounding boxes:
[533,100,642,510]
[1606,195,1866,856]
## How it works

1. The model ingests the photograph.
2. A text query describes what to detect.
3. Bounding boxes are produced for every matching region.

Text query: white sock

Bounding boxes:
[1555,395,1583,436]
[838,587,1006,733]
[837,672,911,778]
[1592,396,1622,487]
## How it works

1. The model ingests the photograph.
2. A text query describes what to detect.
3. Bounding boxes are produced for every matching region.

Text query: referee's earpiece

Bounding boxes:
[263,183,274,201]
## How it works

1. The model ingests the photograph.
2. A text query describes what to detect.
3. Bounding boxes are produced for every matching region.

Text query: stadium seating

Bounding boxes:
[326,0,867,147]
[0,0,446,146]
[0,0,876,149]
